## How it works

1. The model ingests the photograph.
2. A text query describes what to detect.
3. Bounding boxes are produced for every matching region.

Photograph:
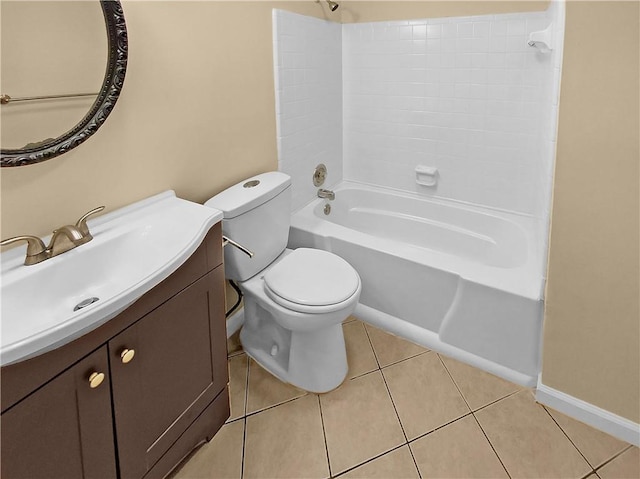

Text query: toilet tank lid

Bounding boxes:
[204,172,291,219]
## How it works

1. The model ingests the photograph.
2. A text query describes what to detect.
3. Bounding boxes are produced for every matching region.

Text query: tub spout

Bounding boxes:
[317,188,335,201]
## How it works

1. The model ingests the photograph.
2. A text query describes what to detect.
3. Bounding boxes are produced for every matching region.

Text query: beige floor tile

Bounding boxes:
[598,446,639,479]
[475,390,592,478]
[546,407,630,468]
[383,352,470,440]
[343,321,379,379]
[321,371,405,475]
[365,324,427,367]
[440,354,521,411]
[344,315,358,324]
[340,446,420,479]
[246,358,307,414]
[244,395,329,479]
[227,330,243,357]
[172,419,244,479]
[227,354,248,421]
[410,415,508,478]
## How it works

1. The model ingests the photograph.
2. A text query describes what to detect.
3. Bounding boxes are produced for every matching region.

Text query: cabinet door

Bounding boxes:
[0,347,116,479]
[110,266,228,479]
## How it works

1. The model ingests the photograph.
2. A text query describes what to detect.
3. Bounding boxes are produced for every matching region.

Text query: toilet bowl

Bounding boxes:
[240,248,360,392]
[205,172,361,393]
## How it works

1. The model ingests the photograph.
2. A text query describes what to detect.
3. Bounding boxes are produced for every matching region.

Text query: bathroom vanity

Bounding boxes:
[0,224,229,479]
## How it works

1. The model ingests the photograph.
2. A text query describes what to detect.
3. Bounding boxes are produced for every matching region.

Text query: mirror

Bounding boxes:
[0,0,128,167]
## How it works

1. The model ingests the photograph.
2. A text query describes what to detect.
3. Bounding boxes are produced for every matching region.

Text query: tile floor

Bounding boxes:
[173,317,639,479]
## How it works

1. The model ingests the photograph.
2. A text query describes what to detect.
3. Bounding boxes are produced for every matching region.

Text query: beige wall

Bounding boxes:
[339,1,547,23]
[1,1,638,423]
[1,1,106,149]
[0,0,548,239]
[0,1,328,239]
[541,1,639,423]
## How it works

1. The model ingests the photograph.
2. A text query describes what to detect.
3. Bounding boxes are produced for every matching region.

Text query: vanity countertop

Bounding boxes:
[1,191,223,366]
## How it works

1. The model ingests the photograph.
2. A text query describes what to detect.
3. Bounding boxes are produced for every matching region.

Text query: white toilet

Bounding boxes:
[205,172,361,393]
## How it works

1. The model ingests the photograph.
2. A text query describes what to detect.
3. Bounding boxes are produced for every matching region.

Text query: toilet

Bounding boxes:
[205,172,361,393]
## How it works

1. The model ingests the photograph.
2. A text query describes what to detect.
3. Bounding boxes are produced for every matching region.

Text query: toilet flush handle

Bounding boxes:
[222,236,254,258]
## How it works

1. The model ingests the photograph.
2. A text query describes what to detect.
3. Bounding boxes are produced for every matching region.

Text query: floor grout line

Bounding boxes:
[359,322,408,441]
[225,415,244,425]
[437,354,512,479]
[378,366,424,478]
[346,321,431,376]
[379,368,418,464]
[330,443,409,479]
[348,367,381,381]
[407,411,475,445]
[593,444,635,475]
[437,353,472,411]
[471,389,521,414]
[239,354,250,479]
[243,354,250,417]
[361,321,383,371]
[358,321,423,478]
[470,412,513,479]
[542,404,598,471]
[317,395,333,479]
[579,470,597,479]
[239,416,247,479]
[378,349,432,370]
[405,439,422,478]
[243,393,309,420]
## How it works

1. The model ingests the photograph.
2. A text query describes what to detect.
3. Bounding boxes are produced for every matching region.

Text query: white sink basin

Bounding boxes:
[1,191,223,366]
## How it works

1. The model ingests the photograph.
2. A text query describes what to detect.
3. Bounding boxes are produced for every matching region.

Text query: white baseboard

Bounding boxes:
[536,382,640,446]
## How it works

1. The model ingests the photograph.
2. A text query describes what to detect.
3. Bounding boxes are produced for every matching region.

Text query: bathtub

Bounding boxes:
[289,182,546,387]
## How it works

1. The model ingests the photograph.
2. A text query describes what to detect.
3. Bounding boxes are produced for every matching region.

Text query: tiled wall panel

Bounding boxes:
[274,4,564,221]
[343,7,563,216]
[273,10,342,212]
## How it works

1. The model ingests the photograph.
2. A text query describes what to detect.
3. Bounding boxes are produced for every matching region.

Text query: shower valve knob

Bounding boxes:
[313,164,327,187]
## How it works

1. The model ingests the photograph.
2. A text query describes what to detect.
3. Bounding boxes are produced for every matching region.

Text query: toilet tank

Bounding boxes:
[205,172,292,281]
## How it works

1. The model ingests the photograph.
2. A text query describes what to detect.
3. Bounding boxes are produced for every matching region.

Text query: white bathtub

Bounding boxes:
[289,181,546,386]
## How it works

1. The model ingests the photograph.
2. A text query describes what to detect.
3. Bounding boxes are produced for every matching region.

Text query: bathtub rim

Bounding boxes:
[291,180,547,301]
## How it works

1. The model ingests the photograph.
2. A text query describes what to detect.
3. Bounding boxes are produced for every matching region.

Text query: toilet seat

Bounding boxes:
[263,248,360,314]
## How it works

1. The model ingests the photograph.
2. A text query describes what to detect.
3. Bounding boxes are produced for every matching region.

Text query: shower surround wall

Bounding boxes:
[273,10,342,212]
[274,5,563,224]
[343,8,563,220]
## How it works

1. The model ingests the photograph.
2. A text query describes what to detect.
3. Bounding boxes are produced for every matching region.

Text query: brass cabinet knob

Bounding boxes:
[120,348,135,364]
[89,372,105,389]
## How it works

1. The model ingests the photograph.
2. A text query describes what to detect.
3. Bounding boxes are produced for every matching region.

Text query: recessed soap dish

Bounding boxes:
[415,165,438,187]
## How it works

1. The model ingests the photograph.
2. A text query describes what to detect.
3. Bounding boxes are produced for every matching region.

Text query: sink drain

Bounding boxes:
[74,297,100,311]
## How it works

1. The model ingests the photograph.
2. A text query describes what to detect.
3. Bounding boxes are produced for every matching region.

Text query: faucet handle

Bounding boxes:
[75,206,105,236]
[0,235,47,265]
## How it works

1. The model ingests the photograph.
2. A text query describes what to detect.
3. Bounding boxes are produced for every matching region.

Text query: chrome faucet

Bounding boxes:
[1,206,105,265]
[317,188,335,201]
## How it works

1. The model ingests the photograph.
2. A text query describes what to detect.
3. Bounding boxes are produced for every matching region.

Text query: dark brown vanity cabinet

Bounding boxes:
[1,224,230,479]
[1,347,118,478]
[110,267,228,478]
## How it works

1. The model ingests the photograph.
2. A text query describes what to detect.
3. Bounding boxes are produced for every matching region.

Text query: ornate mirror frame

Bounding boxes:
[0,0,128,167]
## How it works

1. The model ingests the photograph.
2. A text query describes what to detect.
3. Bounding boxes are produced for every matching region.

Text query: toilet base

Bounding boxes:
[238,288,350,393]
[234,248,360,393]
